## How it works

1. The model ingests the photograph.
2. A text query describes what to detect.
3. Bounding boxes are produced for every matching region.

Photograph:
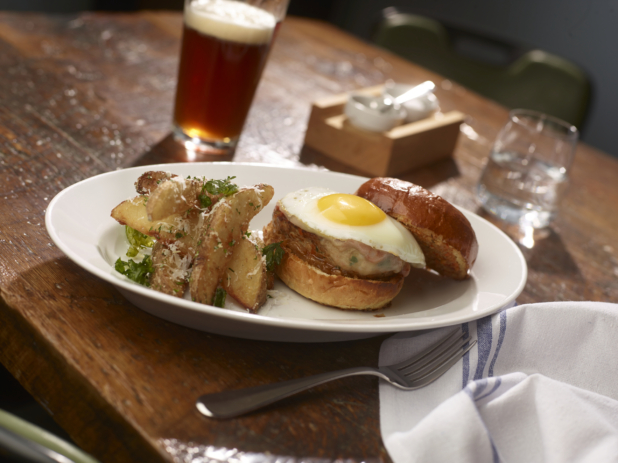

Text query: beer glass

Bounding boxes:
[173,0,289,153]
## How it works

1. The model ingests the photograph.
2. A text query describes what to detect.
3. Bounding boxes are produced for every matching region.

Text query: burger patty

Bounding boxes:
[266,206,410,280]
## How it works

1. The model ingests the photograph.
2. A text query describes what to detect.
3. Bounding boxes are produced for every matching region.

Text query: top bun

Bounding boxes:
[355,177,478,280]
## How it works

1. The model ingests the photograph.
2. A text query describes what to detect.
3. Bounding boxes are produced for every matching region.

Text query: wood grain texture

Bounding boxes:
[0,11,617,463]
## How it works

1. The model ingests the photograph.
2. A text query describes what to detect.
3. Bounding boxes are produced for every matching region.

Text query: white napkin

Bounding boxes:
[379,301,618,463]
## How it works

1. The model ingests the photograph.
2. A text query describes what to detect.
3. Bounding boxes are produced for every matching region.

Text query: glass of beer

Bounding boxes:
[173,0,289,153]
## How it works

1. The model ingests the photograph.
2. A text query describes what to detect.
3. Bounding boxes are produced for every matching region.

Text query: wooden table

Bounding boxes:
[1,11,617,463]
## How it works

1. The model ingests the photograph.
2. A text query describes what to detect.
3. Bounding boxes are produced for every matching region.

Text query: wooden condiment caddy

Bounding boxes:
[303,85,465,177]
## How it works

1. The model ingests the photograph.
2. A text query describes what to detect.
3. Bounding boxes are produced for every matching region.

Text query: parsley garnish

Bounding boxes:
[262,242,284,272]
[203,176,238,197]
[212,287,227,308]
[114,255,153,286]
[199,194,212,208]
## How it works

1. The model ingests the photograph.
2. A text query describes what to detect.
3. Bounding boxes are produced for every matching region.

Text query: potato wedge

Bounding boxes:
[190,184,274,305]
[147,179,192,221]
[146,175,240,221]
[111,196,201,246]
[135,171,175,195]
[146,177,222,221]
[150,241,191,298]
[223,236,268,313]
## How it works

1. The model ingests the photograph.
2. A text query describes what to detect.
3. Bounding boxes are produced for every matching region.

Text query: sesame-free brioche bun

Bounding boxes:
[355,177,478,280]
[275,252,404,310]
[263,222,404,310]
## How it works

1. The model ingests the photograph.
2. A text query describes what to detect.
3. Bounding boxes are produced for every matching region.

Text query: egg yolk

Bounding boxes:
[317,194,386,226]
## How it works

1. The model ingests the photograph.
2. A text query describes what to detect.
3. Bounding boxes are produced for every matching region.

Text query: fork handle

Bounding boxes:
[196,366,381,419]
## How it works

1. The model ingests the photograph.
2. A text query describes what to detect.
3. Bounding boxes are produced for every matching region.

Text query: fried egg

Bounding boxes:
[279,187,425,267]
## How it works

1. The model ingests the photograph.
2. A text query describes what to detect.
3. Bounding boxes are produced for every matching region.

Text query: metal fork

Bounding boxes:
[196,329,476,419]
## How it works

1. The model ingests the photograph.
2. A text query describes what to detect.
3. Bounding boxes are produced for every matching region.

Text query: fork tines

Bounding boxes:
[396,329,474,378]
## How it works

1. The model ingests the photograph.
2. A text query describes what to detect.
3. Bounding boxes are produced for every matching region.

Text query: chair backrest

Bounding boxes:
[373,12,591,128]
[0,408,101,463]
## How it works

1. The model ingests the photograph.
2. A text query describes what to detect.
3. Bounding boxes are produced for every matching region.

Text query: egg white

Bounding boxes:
[279,187,425,267]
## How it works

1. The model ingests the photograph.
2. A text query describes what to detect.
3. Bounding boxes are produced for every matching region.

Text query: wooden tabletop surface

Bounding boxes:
[1,10,617,463]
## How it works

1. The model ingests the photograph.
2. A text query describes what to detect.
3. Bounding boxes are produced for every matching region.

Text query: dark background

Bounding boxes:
[1,0,616,158]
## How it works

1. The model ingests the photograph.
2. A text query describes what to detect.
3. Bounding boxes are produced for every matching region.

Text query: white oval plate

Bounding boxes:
[45,162,527,342]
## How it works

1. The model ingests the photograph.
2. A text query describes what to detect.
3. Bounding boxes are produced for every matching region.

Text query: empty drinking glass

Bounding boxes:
[477,109,578,228]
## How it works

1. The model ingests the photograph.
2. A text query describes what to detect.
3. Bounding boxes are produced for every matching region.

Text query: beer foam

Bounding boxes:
[185,0,276,45]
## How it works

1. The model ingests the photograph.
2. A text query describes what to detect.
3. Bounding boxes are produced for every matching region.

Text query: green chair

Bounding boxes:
[373,12,591,128]
[0,408,101,463]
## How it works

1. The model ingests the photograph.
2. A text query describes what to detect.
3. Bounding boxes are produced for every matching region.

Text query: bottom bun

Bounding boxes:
[276,252,404,311]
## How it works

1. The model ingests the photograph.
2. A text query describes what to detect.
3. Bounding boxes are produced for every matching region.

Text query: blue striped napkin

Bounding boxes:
[379,301,618,463]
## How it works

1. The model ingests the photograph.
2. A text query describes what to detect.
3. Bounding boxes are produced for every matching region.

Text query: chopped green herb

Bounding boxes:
[114,255,153,286]
[203,176,238,197]
[350,255,358,265]
[175,232,183,239]
[125,226,154,257]
[212,287,226,308]
[262,242,285,272]
[199,194,212,208]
